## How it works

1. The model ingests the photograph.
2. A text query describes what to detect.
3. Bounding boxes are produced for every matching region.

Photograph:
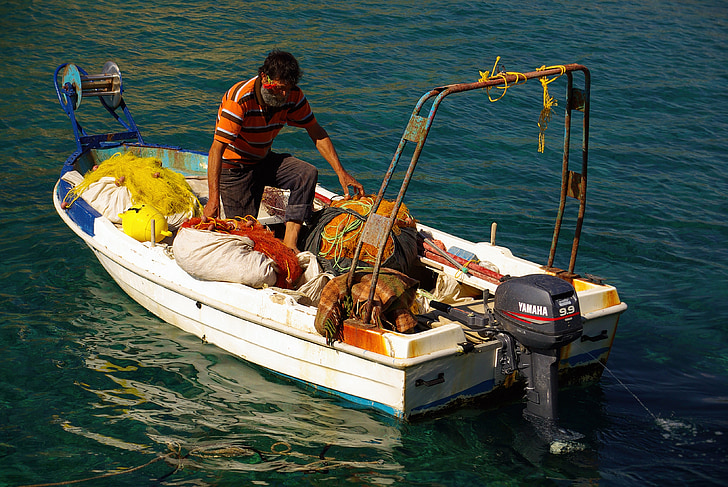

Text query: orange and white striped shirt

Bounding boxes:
[213,76,317,164]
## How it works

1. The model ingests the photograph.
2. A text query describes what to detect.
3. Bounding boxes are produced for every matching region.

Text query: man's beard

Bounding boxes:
[261,86,287,108]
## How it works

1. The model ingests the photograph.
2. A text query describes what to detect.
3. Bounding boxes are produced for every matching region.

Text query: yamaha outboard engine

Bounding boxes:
[494,274,583,426]
[429,273,585,449]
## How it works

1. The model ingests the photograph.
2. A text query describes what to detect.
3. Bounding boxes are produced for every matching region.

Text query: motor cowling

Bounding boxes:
[493,274,583,350]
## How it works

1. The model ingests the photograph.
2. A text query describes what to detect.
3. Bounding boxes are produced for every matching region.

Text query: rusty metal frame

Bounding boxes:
[347,64,590,324]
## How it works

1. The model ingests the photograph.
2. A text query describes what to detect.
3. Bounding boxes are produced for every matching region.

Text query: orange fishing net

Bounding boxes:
[181,217,302,289]
[319,196,416,266]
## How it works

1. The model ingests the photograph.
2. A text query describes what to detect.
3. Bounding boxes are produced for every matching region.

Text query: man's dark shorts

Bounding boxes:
[219,152,318,223]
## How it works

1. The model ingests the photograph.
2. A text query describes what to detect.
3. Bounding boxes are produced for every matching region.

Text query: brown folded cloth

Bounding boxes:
[315,268,419,345]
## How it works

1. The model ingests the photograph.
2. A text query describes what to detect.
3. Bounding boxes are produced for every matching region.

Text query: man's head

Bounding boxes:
[258,50,301,108]
[258,50,302,87]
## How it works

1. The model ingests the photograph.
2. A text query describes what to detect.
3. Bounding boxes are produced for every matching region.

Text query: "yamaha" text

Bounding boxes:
[518,302,548,316]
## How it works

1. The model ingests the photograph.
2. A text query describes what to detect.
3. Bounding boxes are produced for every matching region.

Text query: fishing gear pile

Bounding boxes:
[304,196,419,276]
[63,152,202,226]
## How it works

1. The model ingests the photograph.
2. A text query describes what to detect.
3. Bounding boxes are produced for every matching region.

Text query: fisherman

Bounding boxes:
[204,49,365,252]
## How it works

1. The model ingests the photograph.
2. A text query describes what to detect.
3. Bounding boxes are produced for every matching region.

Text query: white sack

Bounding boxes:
[293,251,322,288]
[296,273,333,306]
[173,227,277,288]
[293,251,333,306]
[432,273,482,304]
[80,176,132,224]
[166,210,197,230]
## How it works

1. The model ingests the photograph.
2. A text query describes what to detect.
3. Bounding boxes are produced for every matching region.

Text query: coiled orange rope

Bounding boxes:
[319,196,415,268]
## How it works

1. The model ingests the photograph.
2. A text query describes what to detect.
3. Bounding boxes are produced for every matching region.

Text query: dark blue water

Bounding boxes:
[1,0,727,485]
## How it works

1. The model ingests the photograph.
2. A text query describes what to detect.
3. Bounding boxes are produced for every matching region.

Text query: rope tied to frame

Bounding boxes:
[478,58,568,153]
[478,56,527,102]
[536,64,567,153]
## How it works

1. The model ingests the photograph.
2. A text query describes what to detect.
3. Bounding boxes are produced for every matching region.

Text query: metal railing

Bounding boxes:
[347,64,591,324]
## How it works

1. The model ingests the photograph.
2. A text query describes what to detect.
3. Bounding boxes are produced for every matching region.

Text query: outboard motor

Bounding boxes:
[494,274,583,426]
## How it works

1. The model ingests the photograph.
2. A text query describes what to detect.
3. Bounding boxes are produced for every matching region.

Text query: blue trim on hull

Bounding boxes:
[411,378,496,414]
[561,347,610,367]
[275,372,405,418]
[56,178,100,237]
[310,384,404,418]
[277,367,498,419]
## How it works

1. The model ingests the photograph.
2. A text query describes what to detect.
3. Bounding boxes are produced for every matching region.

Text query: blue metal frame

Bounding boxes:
[53,63,144,154]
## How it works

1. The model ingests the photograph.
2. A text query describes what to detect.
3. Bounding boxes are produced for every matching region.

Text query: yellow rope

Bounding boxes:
[477,59,567,153]
[478,60,566,152]
[454,258,477,279]
[536,64,566,153]
[478,56,527,102]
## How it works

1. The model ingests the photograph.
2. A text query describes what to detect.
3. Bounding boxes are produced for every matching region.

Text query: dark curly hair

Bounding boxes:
[258,49,302,86]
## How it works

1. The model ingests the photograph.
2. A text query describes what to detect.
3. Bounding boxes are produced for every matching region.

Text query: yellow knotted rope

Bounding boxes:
[536,64,566,153]
[478,56,527,102]
[478,59,567,153]
[454,258,477,279]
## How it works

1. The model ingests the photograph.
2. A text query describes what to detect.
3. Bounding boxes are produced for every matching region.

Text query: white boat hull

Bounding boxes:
[53,144,627,420]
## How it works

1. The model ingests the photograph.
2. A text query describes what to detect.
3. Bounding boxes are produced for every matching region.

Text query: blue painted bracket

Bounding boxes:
[53,62,144,153]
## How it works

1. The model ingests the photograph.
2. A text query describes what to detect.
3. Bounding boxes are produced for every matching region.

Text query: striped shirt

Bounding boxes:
[213,76,317,164]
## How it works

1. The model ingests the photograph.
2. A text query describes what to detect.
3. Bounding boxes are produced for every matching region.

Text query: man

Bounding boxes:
[204,49,364,252]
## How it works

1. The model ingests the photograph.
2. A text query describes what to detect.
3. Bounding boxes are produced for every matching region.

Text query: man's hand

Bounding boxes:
[338,171,365,199]
[203,199,220,218]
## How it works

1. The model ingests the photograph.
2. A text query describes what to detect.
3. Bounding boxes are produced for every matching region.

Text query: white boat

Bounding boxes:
[52,61,627,425]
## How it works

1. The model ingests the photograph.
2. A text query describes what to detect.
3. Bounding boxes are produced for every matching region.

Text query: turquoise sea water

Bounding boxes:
[1,0,727,485]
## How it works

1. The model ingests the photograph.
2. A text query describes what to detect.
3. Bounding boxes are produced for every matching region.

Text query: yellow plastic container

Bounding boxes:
[119,204,173,242]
